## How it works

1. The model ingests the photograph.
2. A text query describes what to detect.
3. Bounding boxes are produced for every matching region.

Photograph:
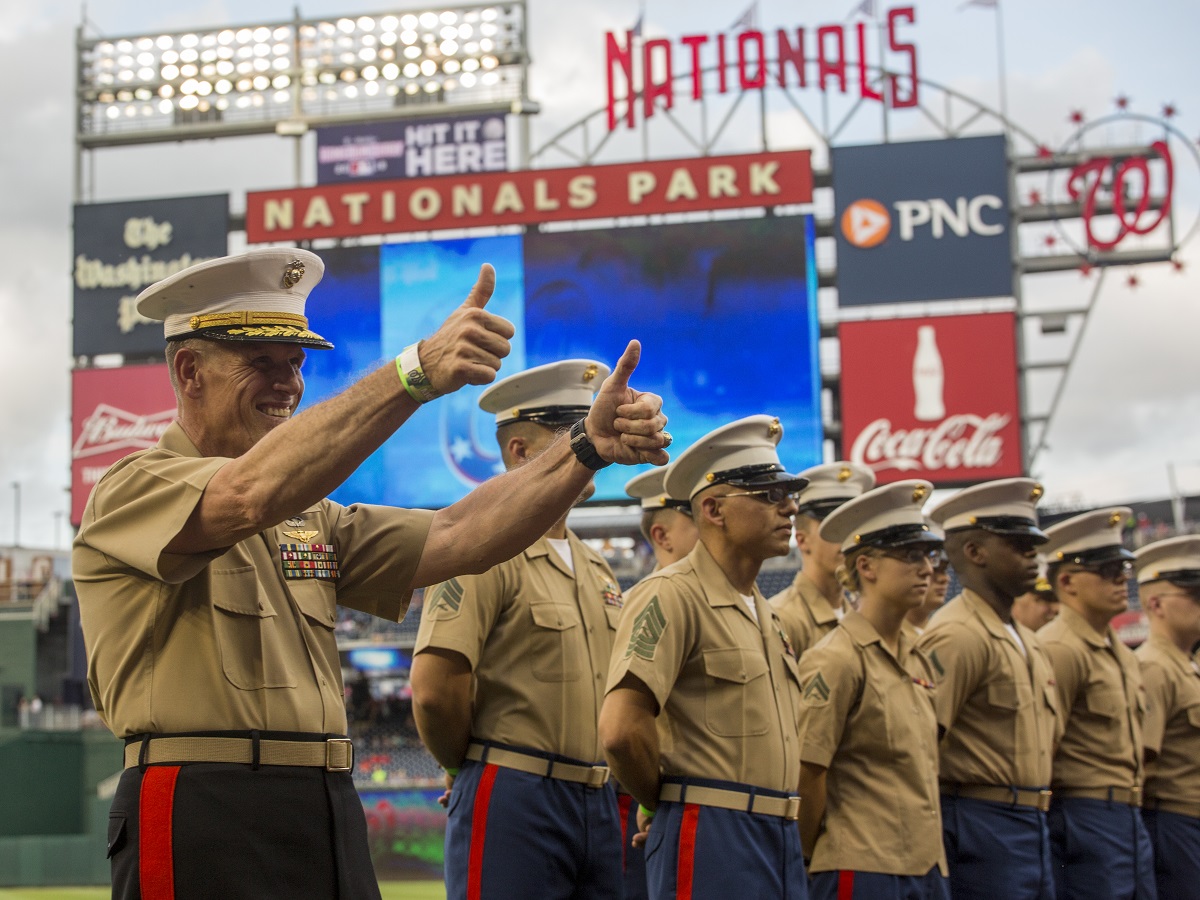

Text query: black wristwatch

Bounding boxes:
[569,418,612,470]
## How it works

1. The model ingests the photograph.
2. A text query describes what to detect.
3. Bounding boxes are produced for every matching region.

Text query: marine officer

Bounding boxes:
[618,467,699,900]
[627,467,699,573]
[600,416,810,900]
[1012,566,1061,632]
[1134,536,1200,900]
[74,249,671,900]
[903,548,952,639]
[768,462,875,656]
[916,478,1060,900]
[1040,508,1156,900]
[796,480,949,900]
[411,360,635,900]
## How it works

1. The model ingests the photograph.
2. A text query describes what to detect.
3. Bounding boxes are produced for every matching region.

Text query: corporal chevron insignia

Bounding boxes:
[624,595,667,660]
[428,578,465,616]
[803,672,831,704]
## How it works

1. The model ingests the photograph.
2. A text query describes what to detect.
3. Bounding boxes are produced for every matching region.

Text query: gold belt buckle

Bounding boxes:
[1037,789,1052,812]
[325,738,353,773]
[783,796,802,821]
[586,765,611,788]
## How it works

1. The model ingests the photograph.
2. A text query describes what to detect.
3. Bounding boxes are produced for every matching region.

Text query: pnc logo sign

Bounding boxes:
[841,199,891,248]
[840,195,1005,248]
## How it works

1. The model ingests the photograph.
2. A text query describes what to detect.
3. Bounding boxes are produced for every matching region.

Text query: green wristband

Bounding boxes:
[638,803,656,819]
[445,767,460,777]
[396,342,440,404]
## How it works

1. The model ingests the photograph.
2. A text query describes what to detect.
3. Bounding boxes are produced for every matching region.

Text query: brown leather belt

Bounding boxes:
[659,783,801,821]
[940,782,1052,812]
[465,743,610,788]
[124,736,353,772]
[1055,786,1143,807]
[1143,797,1200,819]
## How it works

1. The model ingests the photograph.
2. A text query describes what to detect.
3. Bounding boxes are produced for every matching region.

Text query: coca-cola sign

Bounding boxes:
[839,313,1023,486]
[72,364,178,525]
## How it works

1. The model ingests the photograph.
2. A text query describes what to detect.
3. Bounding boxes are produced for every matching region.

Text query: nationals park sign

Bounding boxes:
[246,150,813,242]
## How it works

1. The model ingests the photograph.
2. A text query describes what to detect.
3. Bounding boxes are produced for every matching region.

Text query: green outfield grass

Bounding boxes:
[0,882,445,900]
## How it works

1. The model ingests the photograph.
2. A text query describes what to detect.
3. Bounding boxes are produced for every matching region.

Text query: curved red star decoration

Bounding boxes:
[1069,109,1085,124]
[1044,234,1057,248]
[1037,144,1053,159]
[1172,258,1185,273]
[1127,272,1140,288]
[1163,103,1177,119]
[1115,95,1129,110]
[1028,189,1042,205]
[1079,262,1094,277]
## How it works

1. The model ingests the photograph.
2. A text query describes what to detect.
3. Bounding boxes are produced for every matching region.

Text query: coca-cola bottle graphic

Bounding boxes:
[913,325,945,421]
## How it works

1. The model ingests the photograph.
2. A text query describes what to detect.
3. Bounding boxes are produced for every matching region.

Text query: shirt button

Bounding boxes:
[258,602,265,611]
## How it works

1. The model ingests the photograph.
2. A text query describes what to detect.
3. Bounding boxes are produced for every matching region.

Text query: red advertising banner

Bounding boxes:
[839,313,1023,486]
[71,365,177,526]
[246,150,813,243]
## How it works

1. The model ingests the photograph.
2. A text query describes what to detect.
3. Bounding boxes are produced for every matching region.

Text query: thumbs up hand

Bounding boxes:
[416,263,516,395]
[584,340,671,467]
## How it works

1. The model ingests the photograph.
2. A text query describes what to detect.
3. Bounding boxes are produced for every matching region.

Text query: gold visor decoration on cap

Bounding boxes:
[282,259,306,288]
[188,311,310,332]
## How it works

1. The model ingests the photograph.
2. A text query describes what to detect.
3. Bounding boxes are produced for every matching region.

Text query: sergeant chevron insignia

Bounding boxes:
[624,595,666,660]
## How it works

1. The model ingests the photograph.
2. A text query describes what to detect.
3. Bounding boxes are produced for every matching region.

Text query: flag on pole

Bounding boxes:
[730,1,759,30]
[959,0,998,9]
[847,0,878,19]
[630,2,645,37]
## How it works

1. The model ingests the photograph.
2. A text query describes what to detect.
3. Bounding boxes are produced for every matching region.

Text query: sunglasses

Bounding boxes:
[1076,560,1133,582]
[879,547,944,567]
[720,486,800,505]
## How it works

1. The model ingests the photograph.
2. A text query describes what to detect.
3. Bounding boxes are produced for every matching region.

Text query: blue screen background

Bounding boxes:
[299,215,820,508]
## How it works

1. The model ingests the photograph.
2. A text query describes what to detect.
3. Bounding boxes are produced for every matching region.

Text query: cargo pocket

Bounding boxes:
[703,648,770,737]
[211,566,297,690]
[528,601,583,682]
[106,815,127,858]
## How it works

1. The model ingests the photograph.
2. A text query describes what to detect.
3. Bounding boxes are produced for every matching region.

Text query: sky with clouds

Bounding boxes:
[0,0,1197,548]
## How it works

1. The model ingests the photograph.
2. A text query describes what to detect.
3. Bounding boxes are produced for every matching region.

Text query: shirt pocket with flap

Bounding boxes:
[1083,682,1125,719]
[528,600,583,682]
[211,565,298,690]
[702,648,771,737]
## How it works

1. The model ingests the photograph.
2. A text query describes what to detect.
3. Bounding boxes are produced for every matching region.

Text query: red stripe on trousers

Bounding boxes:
[617,794,633,872]
[467,764,500,900]
[676,804,701,900]
[838,870,856,900]
[139,766,181,900]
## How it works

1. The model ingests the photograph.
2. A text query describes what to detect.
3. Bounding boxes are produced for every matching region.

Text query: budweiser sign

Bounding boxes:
[839,313,1023,486]
[850,413,1010,473]
[72,404,175,459]
[72,364,178,525]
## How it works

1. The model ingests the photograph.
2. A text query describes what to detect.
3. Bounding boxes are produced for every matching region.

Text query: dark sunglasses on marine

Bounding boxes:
[722,486,800,505]
[1078,559,1133,582]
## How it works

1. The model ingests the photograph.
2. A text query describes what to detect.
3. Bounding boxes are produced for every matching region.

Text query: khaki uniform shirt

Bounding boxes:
[1040,605,1145,792]
[769,571,842,659]
[72,423,432,738]
[1137,634,1200,804]
[415,532,623,763]
[797,612,947,876]
[606,541,803,793]
[917,590,1061,788]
